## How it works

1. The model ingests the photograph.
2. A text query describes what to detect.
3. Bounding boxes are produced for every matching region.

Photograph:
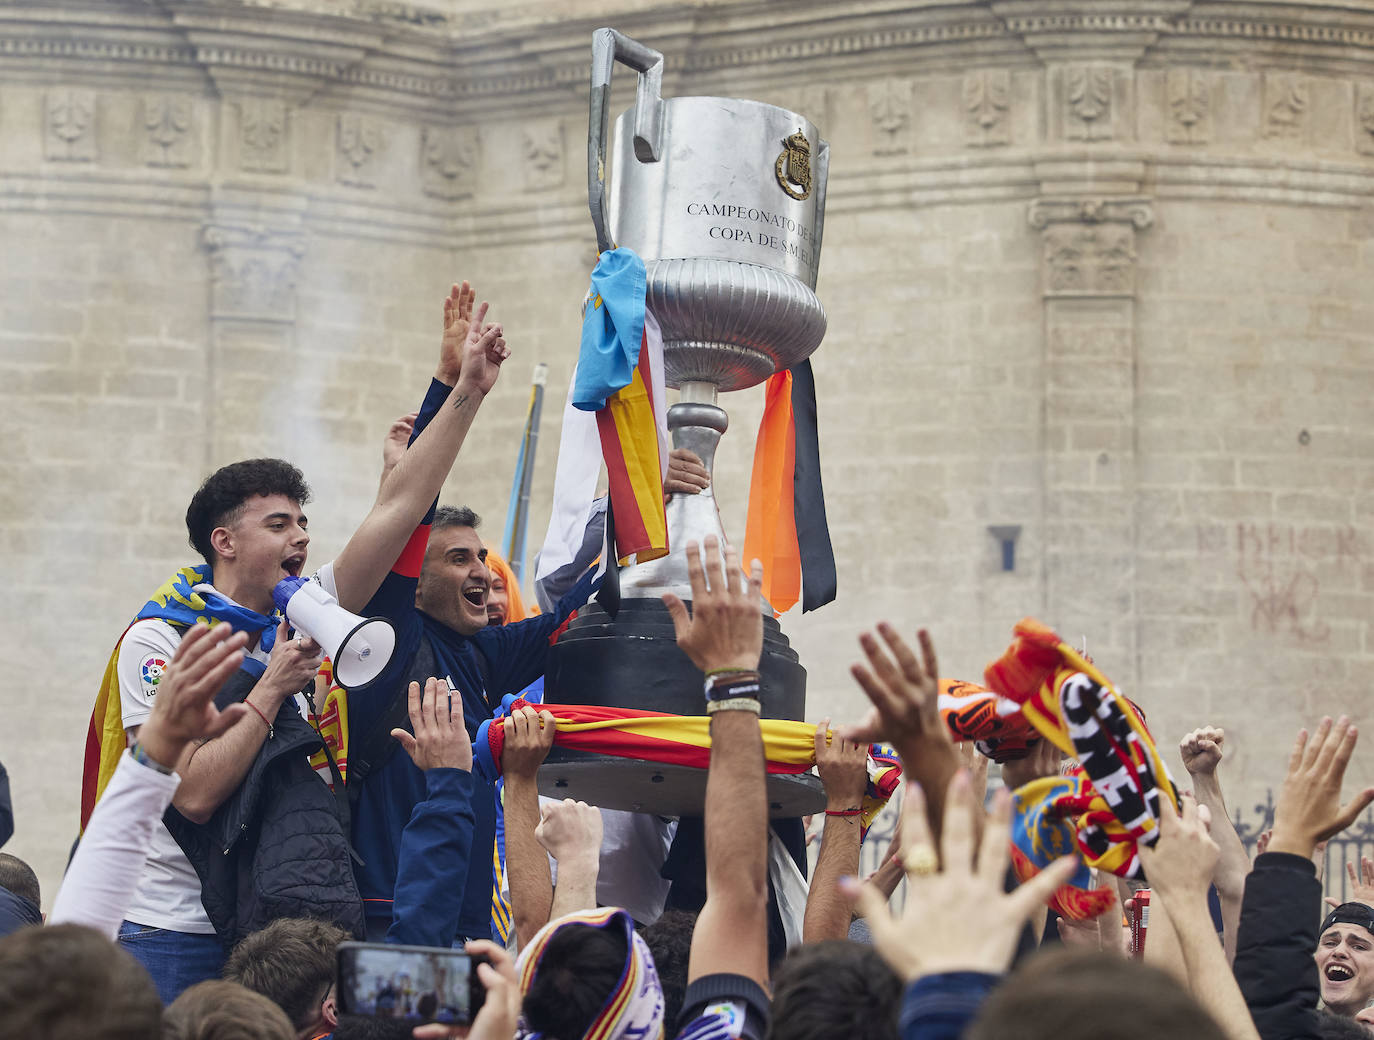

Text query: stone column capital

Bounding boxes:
[202,223,307,323]
[1027,195,1155,231]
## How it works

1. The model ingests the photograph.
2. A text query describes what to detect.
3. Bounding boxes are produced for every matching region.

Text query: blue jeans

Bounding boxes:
[117,920,226,1005]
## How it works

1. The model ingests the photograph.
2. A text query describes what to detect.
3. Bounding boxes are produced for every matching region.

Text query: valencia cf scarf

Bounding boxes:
[81,565,280,830]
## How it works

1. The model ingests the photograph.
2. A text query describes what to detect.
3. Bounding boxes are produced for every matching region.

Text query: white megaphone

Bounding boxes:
[271,576,397,692]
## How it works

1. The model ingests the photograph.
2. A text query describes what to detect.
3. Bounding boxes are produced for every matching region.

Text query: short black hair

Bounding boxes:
[432,505,480,533]
[768,942,900,1040]
[185,458,311,565]
[641,910,695,1029]
[0,854,39,909]
[522,922,628,1040]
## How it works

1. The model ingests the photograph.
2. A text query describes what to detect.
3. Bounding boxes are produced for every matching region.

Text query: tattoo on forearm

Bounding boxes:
[450,392,470,411]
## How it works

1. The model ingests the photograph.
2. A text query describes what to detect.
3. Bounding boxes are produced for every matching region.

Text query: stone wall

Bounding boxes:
[2,0,1372,902]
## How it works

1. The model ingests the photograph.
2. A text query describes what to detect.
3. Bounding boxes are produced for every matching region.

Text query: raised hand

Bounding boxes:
[136,621,250,768]
[391,677,473,772]
[381,412,418,475]
[1324,855,1374,909]
[1180,726,1225,777]
[456,302,508,398]
[662,536,763,675]
[1269,717,1374,858]
[535,798,603,867]
[436,281,476,385]
[1138,793,1218,903]
[841,624,946,755]
[814,718,869,811]
[501,706,556,780]
[845,771,1076,981]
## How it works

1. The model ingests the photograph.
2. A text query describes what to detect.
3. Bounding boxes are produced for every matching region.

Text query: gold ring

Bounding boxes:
[903,846,939,877]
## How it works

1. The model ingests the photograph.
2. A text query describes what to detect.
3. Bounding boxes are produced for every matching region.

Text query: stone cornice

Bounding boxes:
[10,1,1374,116]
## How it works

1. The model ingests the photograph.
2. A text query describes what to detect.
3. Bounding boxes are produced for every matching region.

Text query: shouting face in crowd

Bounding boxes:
[416,522,490,636]
[487,570,510,626]
[214,493,310,612]
[1317,914,1374,1017]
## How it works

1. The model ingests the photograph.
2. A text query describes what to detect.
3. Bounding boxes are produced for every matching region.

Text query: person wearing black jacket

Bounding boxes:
[1234,716,1374,1040]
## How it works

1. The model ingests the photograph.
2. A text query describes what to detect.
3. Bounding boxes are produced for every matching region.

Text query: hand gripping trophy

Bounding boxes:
[537,29,831,816]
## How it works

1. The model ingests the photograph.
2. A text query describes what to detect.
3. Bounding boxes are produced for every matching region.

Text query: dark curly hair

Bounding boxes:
[641,910,696,1029]
[185,458,311,565]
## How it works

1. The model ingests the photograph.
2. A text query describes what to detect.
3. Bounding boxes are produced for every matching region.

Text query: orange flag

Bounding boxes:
[744,371,801,612]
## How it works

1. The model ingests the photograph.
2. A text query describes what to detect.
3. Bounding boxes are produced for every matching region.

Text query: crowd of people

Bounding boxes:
[0,282,1371,1040]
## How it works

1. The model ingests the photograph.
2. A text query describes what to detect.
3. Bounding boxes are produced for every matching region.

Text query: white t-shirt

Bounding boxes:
[116,618,272,933]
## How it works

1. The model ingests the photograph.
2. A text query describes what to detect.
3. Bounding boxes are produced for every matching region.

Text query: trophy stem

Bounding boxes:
[678,379,719,406]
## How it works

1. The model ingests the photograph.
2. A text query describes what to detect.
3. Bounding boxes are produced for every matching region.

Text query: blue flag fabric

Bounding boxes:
[573,248,647,412]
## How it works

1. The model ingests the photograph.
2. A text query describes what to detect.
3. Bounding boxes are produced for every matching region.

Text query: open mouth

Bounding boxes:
[462,584,486,608]
[282,556,305,578]
[1326,964,1355,983]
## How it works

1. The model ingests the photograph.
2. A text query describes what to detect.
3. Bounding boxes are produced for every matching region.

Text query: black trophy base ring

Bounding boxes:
[537,748,827,818]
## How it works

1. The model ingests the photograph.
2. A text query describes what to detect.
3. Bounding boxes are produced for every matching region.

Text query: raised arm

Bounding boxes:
[165,620,323,823]
[330,283,509,612]
[803,719,869,943]
[1138,794,1261,1040]
[537,798,604,920]
[1235,717,1374,1040]
[1179,726,1249,962]
[386,677,476,948]
[501,706,557,945]
[53,623,249,935]
[662,536,769,988]
[840,624,962,846]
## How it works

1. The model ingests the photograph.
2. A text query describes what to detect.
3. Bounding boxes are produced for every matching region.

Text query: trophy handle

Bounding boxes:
[588,28,665,255]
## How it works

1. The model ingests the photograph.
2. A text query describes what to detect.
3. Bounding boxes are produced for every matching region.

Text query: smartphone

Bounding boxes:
[336,942,487,1025]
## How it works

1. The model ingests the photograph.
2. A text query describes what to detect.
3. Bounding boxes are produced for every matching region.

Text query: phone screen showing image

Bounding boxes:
[337,942,486,1025]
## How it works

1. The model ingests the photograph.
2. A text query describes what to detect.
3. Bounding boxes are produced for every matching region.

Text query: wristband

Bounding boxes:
[824,808,862,817]
[705,697,762,715]
[704,671,761,704]
[244,698,274,740]
[130,742,175,776]
[705,667,755,678]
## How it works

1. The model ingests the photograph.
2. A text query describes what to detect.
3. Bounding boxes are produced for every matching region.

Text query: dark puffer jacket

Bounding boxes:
[1233,850,1323,1040]
[164,669,364,946]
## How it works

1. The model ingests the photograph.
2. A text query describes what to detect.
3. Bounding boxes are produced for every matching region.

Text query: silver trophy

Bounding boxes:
[540,29,829,816]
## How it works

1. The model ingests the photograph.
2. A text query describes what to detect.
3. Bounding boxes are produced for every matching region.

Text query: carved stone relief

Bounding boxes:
[337,112,382,188]
[421,126,478,199]
[1264,73,1308,139]
[203,225,306,322]
[963,69,1010,147]
[141,95,193,168]
[1029,197,1155,298]
[44,89,97,162]
[1356,82,1374,156]
[1165,69,1210,145]
[239,98,289,173]
[869,78,913,156]
[521,120,563,192]
[1065,65,1114,142]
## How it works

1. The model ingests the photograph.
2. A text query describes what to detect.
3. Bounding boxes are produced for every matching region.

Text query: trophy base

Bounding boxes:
[537,748,827,818]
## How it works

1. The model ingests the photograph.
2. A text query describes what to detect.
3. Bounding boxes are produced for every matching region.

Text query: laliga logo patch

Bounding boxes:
[141,655,168,694]
[702,1002,746,1039]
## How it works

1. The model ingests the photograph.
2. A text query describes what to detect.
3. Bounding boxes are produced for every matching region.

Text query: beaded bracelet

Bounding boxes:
[704,697,762,715]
